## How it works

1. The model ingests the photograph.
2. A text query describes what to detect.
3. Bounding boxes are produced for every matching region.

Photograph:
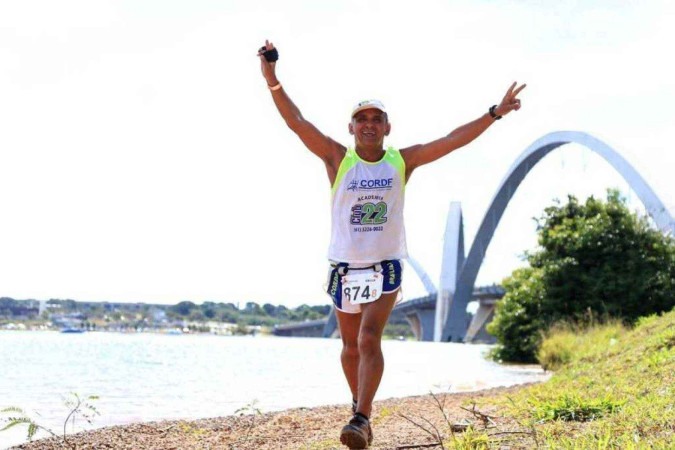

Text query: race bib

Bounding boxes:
[342,270,383,305]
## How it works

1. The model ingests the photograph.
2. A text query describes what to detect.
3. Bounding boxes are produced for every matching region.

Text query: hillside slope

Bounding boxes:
[498,309,675,448]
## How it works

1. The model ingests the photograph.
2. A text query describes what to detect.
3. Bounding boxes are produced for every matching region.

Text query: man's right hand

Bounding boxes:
[258,40,278,87]
[257,39,345,182]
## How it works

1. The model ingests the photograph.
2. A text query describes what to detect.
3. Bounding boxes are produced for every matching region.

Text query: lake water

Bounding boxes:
[0,331,546,448]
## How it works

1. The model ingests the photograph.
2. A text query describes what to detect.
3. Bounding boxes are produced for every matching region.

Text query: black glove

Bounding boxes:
[259,46,279,62]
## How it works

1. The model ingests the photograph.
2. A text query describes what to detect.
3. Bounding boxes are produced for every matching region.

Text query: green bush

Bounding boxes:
[489,190,675,362]
[487,266,546,362]
[536,329,575,371]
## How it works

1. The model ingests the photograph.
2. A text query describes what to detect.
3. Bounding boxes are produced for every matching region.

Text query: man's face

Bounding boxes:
[349,109,391,148]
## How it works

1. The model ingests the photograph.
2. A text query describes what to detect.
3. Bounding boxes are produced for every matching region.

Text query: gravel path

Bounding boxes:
[12,385,538,449]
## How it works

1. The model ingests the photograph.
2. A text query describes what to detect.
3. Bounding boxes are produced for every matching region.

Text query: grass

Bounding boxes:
[446,426,490,450]
[489,309,675,448]
[536,320,627,372]
[529,393,626,423]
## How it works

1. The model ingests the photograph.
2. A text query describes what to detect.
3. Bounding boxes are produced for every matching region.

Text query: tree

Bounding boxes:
[310,305,331,316]
[170,301,197,317]
[244,302,262,315]
[488,190,675,362]
[219,309,238,323]
[201,303,216,319]
[262,303,277,316]
[275,305,290,320]
[188,310,206,322]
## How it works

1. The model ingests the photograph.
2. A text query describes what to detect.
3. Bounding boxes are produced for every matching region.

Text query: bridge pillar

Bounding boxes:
[435,202,465,341]
[464,299,497,343]
[405,313,421,340]
[404,309,436,341]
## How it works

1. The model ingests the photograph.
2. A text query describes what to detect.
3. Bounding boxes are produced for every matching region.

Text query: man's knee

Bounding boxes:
[358,327,381,355]
[342,340,359,358]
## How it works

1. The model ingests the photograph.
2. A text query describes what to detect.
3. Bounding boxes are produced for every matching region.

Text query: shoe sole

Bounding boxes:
[340,427,368,449]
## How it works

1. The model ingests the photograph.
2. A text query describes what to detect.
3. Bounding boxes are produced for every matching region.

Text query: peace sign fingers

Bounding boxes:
[502,82,526,102]
[511,83,527,98]
[496,81,527,117]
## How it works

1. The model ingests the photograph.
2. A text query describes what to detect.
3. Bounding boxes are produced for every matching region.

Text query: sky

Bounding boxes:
[1,0,673,307]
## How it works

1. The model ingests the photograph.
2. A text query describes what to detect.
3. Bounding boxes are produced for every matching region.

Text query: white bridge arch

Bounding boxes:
[438,131,675,342]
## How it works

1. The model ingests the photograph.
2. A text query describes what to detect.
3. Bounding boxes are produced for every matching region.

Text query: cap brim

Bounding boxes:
[351,106,386,118]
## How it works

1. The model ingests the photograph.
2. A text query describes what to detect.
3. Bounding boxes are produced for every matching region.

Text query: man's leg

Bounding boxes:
[335,308,361,402]
[355,290,398,418]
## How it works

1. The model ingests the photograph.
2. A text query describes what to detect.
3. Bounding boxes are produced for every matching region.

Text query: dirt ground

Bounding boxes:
[12,384,539,450]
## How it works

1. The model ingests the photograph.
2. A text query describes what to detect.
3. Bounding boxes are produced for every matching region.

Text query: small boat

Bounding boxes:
[61,327,85,333]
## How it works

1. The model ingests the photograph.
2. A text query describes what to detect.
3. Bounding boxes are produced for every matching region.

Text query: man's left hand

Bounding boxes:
[495,82,526,117]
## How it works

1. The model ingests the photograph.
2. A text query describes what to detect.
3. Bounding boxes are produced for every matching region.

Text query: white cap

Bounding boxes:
[351,99,386,118]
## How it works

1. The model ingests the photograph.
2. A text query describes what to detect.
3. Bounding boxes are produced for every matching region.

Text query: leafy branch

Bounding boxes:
[1,393,100,448]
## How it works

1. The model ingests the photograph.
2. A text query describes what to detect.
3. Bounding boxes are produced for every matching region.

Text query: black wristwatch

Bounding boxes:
[489,105,502,120]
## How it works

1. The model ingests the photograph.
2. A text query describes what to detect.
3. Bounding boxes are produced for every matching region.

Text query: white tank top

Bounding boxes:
[328,146,408,263]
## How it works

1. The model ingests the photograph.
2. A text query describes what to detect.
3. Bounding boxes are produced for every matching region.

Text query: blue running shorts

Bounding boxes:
[326,260,403,314]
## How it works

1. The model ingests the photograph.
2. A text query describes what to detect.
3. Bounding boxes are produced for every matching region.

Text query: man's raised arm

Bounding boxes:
[401,82,526,180]
[258,40,344,170]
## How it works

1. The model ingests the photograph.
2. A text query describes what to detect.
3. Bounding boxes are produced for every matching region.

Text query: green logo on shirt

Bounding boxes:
[351,202,388,225]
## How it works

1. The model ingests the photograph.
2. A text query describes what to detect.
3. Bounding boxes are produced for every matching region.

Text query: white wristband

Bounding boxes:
[268,83,282,91]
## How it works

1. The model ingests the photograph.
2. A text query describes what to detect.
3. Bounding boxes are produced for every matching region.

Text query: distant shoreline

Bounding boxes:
[0,328,421,341]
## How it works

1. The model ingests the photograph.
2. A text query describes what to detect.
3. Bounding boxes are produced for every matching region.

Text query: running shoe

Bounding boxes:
[340,413,373,449]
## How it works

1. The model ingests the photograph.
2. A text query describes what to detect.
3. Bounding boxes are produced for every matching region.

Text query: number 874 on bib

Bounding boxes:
[342,271,384,305]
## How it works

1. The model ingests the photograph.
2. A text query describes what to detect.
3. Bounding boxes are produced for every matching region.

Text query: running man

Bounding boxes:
[258,40,525,449]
